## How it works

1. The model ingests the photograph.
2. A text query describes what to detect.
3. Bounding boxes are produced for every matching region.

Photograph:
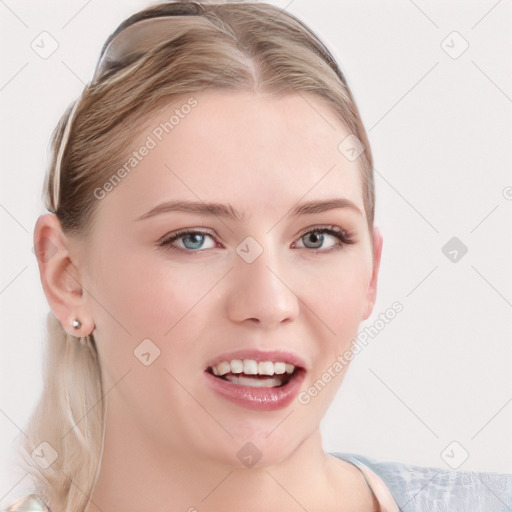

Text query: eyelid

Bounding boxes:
[296,224,349,239]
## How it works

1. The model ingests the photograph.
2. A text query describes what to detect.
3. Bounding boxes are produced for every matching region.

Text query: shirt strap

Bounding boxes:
[340,458,400,512]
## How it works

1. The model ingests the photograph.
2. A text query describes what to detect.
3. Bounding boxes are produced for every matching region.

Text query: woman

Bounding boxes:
[2,1,511,511]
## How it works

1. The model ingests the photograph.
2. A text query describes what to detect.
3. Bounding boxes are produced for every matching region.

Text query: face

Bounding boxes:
[46,90,382,468]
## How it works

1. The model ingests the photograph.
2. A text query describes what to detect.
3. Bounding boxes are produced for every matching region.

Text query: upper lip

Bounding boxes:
[205,348,308,371]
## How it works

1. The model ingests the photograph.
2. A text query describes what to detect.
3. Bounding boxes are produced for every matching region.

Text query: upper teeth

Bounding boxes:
[211,359,295,376]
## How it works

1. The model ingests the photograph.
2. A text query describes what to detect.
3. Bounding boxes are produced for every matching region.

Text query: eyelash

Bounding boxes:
[157,225,356,254]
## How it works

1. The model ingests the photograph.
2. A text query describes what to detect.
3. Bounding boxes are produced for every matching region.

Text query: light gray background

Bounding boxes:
[1,0,511,498]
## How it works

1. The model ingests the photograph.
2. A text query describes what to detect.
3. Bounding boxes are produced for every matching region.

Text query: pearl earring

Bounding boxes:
[72,319,81,329]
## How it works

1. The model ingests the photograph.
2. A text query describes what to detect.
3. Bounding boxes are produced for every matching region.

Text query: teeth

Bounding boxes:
[230,359,243,374]
[216,361,231,376]
[243,359,258,375]
[210,359,297,377]
[274,362,286,374]
[258,361,274,375]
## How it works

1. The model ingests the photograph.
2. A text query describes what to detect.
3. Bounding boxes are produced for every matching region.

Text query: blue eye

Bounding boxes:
[159,230,217,251]
[157,226,355,253]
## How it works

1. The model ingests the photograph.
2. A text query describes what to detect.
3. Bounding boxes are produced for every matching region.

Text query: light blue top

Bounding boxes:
[2,452,511,511]
[333,451,512,511]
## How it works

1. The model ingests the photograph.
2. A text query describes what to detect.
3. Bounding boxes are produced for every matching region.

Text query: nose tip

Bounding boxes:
[226,250,299,328]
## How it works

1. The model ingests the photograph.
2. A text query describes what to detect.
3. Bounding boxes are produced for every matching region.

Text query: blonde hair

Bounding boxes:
[15,2,375,511]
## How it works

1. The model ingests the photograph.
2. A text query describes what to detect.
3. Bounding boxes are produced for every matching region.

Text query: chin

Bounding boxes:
[194,415,314,470]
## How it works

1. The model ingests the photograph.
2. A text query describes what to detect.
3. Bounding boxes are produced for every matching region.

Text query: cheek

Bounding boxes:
[304,254,372,335]
[91,244,217,335]
[88,251,217,410]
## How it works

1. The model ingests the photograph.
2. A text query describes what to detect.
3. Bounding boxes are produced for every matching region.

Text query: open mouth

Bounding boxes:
[204,354,307,410]
[207,359,301,388]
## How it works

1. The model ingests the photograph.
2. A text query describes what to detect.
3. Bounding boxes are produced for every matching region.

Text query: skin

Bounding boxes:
[34,90,384,512]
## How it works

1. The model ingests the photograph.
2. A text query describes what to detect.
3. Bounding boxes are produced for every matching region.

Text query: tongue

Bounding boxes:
[222,372,290,388]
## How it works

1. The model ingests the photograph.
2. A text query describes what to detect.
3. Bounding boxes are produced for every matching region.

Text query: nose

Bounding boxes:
[225,242,300,329]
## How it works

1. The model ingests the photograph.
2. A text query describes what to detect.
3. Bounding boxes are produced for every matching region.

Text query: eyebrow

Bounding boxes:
[135,197,362,222]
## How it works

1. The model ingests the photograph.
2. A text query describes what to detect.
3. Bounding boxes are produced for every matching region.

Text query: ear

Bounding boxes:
[362,226,383,321]
[33,213,94,337]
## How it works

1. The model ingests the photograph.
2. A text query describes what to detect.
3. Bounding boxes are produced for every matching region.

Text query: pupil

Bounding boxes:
[306,232,323,248]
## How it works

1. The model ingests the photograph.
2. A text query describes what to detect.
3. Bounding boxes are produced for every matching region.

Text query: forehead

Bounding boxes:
[105,90,365,219]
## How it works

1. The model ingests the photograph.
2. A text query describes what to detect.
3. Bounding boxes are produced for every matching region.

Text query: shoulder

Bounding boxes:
[332,451,512,512]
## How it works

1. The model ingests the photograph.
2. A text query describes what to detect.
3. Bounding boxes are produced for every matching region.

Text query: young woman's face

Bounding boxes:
[76,90,382,467]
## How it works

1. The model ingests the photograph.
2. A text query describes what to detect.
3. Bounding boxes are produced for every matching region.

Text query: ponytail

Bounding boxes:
[13,312,105,512]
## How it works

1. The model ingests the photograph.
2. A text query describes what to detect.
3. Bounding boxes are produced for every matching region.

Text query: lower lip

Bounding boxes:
[204,369,306,411]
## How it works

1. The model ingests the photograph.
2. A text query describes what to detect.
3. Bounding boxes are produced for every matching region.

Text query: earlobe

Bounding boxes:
[363,227,383,321]
[33,213,91,335]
